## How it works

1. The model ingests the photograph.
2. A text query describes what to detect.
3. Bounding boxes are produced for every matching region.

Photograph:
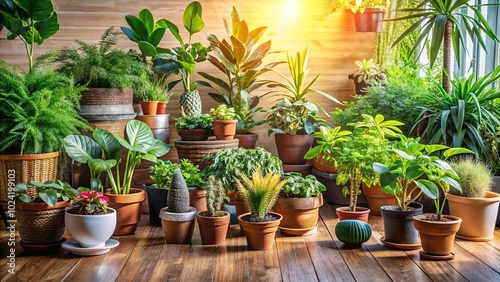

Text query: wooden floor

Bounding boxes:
[1,204,500,282]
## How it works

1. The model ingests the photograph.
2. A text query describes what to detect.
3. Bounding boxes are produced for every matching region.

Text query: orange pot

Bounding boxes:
[274,134,314,165]
[105,188,146,235]
[212,120,237,140]
[362,183,396,216]
[156,102,168,114]
[140,101,159,115]
[310,154,338,173]
[189,187,207,212]
[197,211,230,245]
[413,213,461,257]
[234,134,258,149]
[336,206,370,222]
[272,195,323,236]
[238,212,282,250]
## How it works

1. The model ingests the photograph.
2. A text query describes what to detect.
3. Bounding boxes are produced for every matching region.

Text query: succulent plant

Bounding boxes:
[205,176,226,217]
[167,168,190,213]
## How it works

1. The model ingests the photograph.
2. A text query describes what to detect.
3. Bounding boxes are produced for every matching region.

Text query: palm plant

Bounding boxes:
[391,0,499,93]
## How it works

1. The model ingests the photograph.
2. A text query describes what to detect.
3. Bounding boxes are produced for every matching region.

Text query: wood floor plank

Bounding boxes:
[276,235,318,282]
[486,228,500,250]
[405,249,467,282]
[304,216,355,282]
[30,251,83,281]
[180,221,217,282]
[214,225,249,282]
[320,205,391,282]
[446,242,500,282]
[149,243,190,281]
[454,239,500,273]
[246,227,281,282]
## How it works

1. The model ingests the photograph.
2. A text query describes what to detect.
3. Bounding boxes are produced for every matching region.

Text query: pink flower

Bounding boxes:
[99,195,109,204]
[80,191,90,199]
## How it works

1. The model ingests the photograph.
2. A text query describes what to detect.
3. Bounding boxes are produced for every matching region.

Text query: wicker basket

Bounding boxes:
[0,151,59,201]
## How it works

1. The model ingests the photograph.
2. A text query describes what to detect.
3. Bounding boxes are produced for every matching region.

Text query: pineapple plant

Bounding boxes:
[180,90,202,116]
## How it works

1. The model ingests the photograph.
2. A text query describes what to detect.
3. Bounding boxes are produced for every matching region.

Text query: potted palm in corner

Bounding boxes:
[64,190,119,256]
[196,177,230,245]
[237,168,286,250]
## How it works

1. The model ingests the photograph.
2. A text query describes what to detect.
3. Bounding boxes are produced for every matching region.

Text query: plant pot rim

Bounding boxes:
[274,195,323,210]
[160,206,197,221]
[18,200,72,211]
[237,212,283,224]
[380,202,423,212]
[196,211,230,218]
[413,213,462,223]
[212,120,237,124]
[65,207,116,217]
[447,191,500,203]
[104,188,146,203]
[0,150,60,160]
[336,206,370,213]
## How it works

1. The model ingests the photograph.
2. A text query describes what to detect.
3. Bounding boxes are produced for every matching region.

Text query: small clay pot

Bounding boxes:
[160,207,197,244]
[105,188,146,236]
[238,212,282,250]
[413,213,462,258]
[196,211,230,245]
[336,206,370,223]
[362,183,396,216]
[212,120,237,140]
[140,101,159,115]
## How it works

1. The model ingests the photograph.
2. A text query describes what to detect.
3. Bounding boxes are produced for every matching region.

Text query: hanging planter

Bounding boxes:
[353,9,385,32]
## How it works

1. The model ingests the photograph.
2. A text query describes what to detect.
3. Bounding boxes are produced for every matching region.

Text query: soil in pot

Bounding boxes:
[413,213,462,259]
[197,211,230,245]
[105,188,145,236]
[380,202,423,247]
[362,183,396,216]
[238,212,282,250]
[336,207,370,223]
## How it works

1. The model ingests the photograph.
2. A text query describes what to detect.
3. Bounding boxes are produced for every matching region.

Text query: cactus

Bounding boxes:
[167,168,190,213]
[205,177,226,217]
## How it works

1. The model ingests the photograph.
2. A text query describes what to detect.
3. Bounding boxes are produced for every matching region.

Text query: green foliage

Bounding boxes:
[149,159,204,188]
[15,180,78,207]
[64,120,171,194]
[333,64,435,136]
[0,63,89,154]
[266,98,323,135]
[203,147,283,192]
[304,126,352,168]
[0,0,60,70]
[135,75,171,102]
[335,0,387,13]
[450,158,493,198]
[418,67,500,162]
[282,173,326,198]
[236,168,286,220]
[198,7,276,134]
[204,176,226,217]
[175,114,213,129]
[210,104,237,121]
[54,27,151,92]
[349,58,385,84]
[68,189,110,215]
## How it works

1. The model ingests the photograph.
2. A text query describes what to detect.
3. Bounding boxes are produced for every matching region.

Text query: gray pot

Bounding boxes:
[381,202,423,245]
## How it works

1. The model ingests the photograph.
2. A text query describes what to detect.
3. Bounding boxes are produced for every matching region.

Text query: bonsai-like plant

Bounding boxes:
[335,0,387,13]
[282,173,326,198]
[266,47,341,135]
[304,126,352,169]
[54,27,151,93]
[391,0,500,93]
[167,168,190,213]
[203,176,226,217]
[210,104,237,121]
[0,62,89,154]
[0,0,59,70]
[449,158,493,198]
[151,1,210,116]
[198,7,277,134]
[175,114,214,130]
[348,58,385,85]
[64,120,171,194]
[203,147,283,192]
[15,180,78,207]
[66,190,110,215]
[149,159,204,189]
[236,168,286,222]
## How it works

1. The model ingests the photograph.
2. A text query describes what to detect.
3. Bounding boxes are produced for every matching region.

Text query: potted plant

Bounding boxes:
[198,7,277,148]
[15,180,78,254]
[0,62,89,201]
[175,114,214,141]
[151,1,210,117]
[236,168,286,250]
[265,47,342,165]
[64,190,119,256]
[347,58,385,95]
[447,158,500,241]
[334,0,387,32]
[160,168,197,244]
[63,120,171,235]
[196,176,230,245]
[334,114,402,221]
[210,104,238,140]
[305,126,352,173]
[272,173,325,236]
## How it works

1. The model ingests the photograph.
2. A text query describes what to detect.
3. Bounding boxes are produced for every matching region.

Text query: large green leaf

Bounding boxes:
[93,128,120,160]
[88,159,117,174]
[63,135,101,163]
[34,11,58,39]
[183,1,204,35]
[124,120,155,151]
[14,0,54,21]
[138,8,154,34]
[38,189,57,207]
[415,179,439,200]
[148,139,171,157]
[139,41,157,57]
[125,15,149,41]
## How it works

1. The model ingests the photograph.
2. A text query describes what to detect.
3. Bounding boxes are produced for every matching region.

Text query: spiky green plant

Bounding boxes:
[235,168,286,221]
[204,176,226,217]
[450,158,493,198]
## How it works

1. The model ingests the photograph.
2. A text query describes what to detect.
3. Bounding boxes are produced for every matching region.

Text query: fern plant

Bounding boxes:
[0,62,89,154]
[235,168,286,222]
[54,27,151,92]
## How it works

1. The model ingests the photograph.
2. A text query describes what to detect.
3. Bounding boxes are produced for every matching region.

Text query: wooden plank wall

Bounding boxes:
[0,0,375,155]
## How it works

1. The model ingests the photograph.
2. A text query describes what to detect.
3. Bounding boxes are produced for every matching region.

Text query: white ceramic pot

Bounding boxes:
[65,208,117,248]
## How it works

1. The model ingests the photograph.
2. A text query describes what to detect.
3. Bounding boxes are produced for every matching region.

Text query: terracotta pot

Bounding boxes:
[336,207,370,223]
[226,190,250,217]
[310,155,338,173]
[196,211,230,245]
[189,187,207,212]
[282,163,312,177]
[212,120,237,140]
[157,102,168,114]
[362,183,396,216]
[135,114,170,143]
[177,129,211,141]
[160,207,197,244]
[238,212,282,250]
[413,213,462,257]
[272,195,323,236]
[234,133,258,149]
[105,188,146,235]
[140,101,159,115]
[352,8,385,32]
[274,134,314,165]
[174,139,239,169]
[447,192,500,241]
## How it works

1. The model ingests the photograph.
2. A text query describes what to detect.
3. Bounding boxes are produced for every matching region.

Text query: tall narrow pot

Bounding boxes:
[413,213,461,258]
[105,188,145,235]
[238,212,282,250]
[380,202,423,246]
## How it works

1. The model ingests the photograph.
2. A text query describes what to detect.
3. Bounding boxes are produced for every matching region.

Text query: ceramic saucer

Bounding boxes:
[62,239,119,256]
[419,250,455,261]
[380,236,421,250]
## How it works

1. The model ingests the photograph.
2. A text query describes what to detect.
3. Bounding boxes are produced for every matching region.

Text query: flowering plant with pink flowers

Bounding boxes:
[67,190,110,215]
